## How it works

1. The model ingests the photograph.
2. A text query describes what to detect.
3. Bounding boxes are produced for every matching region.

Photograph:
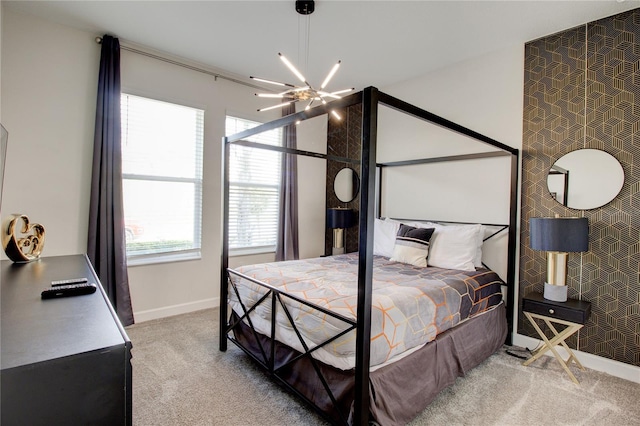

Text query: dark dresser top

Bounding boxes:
[1,254,129,370]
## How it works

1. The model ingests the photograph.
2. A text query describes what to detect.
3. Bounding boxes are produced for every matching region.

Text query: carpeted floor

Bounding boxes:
[126,308,640,426]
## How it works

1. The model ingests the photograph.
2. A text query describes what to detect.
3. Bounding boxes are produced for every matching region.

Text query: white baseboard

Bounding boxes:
[134,297,220,323]
[513,333,640,384]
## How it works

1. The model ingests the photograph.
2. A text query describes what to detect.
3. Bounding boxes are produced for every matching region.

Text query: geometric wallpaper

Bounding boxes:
[520,8,640,366]
[324,103,362,256]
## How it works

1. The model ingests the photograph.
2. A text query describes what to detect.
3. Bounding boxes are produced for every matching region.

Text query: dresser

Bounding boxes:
[1,254,132,425]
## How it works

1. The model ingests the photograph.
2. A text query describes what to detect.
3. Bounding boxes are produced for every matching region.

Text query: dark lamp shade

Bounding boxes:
[326,208,354,229]
[529,217,589,252]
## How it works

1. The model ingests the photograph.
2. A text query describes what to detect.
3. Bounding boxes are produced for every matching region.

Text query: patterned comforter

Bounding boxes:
[228,253,504,370]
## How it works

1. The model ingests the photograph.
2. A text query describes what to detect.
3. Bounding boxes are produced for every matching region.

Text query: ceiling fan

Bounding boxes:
[250,0,354,118]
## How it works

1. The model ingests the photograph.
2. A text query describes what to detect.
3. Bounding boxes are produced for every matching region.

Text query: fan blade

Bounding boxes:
[320,61,341,89]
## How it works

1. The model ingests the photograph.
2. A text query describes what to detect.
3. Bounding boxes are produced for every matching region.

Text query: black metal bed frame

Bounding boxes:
[220,86,519,425]
[226,268,357,425]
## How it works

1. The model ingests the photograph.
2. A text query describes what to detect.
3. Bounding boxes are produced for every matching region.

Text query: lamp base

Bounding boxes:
[332,228,345,256]
[544,282,568,302]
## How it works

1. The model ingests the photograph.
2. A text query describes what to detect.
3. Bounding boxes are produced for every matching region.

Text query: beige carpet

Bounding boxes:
[126,309,640,426]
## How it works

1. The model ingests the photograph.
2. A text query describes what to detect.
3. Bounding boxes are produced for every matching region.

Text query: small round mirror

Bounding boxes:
[547,149,624,210]
[334,167,359,203]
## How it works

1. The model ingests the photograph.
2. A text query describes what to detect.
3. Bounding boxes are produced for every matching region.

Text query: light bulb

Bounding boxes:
[255,93,284,98]
[258,100,295,112]
[331,88,355,96]
[250,76,289,87]
[279,53,307,84]
[321,61,341,89]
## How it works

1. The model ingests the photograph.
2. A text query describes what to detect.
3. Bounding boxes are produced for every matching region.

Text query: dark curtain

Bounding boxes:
[275,104,299,261]
[87,35,134,326]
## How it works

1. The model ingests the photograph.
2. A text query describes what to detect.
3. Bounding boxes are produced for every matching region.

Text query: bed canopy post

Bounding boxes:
[506,153,519,345]
[353,86,379,425]
[220,136,230,352]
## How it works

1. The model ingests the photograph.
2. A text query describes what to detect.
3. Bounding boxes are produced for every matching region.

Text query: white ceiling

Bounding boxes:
[5,1,639,92]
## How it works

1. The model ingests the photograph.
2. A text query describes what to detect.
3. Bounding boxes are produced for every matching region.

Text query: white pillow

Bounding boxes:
[427,224,482,271]
[440,223,485,268]
[384,218,443,230]
[383,218,485,269]
[373,218,400,258]
[475,225,488,268]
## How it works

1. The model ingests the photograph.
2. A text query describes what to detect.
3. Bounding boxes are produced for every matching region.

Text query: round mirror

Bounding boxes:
[547,149,624,210]
[334,167,359,203]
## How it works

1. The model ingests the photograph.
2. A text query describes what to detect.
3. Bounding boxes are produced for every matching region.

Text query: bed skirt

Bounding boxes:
[229,302,507,425]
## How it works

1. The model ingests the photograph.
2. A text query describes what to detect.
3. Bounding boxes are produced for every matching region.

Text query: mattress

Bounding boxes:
[228,253,504,370]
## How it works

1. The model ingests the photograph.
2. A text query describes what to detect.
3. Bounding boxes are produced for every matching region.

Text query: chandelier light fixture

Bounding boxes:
[251,0,354,118]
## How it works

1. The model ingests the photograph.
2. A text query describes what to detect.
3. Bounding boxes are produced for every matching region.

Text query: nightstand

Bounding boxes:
[522,292,591,384]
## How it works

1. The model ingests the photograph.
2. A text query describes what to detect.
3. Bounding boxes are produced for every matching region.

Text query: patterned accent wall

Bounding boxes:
[521,8,640,366]
[325,104,362,255]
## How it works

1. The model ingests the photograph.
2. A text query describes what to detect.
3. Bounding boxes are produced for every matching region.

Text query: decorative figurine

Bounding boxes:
[2,214,46,262]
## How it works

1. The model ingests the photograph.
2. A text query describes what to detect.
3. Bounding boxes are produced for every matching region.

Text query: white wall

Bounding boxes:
[381,46,524,148]
[1,9,99,254]
[294,114,327,259]
[379,46,524,281]
[0,2,3,121]
[1,8,326,322]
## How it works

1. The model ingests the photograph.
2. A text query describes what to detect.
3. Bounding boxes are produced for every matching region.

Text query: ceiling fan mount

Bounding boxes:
[295,0,315,15]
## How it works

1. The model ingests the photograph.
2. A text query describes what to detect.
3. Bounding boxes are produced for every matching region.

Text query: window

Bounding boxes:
[121,94,204,263]
[225,116,282,254]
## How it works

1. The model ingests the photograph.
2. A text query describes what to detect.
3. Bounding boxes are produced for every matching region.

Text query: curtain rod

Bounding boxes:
[95,36,266,91]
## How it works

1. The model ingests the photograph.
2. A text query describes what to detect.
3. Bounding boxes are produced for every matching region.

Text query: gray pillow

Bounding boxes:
[390,224,435,267]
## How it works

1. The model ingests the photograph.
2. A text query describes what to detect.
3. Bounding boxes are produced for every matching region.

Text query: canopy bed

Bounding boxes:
[220,87,519,425]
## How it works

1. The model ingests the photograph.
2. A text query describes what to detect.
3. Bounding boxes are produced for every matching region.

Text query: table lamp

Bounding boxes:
[327,208,354,255]
[529,216,589,302]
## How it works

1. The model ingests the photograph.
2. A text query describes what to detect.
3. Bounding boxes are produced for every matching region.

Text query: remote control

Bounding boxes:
[51,277,88,286]
[41,282,97,299]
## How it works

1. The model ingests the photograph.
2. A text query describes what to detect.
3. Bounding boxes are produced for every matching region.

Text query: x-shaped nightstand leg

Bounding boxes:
[522,312,585,384]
